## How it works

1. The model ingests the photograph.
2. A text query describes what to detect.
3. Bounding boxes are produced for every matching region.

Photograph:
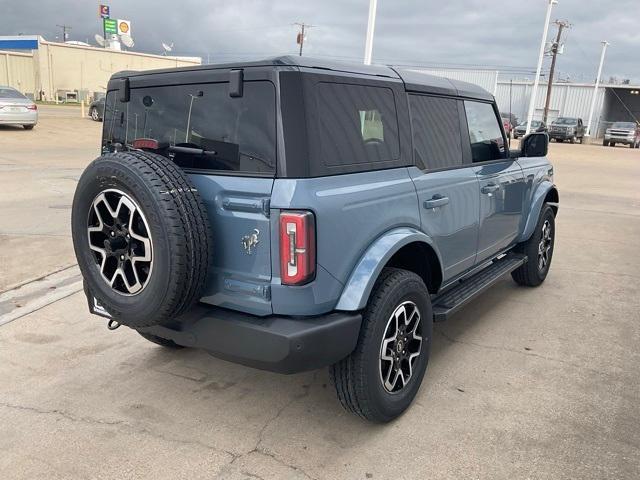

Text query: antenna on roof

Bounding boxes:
[121,34,134,48]
[161,42,173,55]
[94,33,105,47]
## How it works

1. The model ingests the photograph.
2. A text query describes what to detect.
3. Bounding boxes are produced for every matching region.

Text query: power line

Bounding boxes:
[543,19,571,124]
[56,24,71,42]
[294,22,315,56]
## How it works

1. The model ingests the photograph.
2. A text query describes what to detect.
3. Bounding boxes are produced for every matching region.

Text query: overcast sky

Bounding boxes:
[2,0,639,83]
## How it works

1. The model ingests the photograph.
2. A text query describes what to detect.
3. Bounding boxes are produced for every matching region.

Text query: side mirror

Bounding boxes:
[521,132,549,157]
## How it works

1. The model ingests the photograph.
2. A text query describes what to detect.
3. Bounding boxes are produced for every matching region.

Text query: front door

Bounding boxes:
[408,95,480,281]
[462,100,525,263]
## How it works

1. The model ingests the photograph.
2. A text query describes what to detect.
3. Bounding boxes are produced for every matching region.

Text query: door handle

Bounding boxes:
[481,183,500,194]
[423,195,449,209]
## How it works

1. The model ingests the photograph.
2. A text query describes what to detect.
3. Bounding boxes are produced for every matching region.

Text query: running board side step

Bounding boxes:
[432,253,527,322]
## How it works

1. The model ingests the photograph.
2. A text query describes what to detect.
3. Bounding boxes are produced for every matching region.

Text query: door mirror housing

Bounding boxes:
[521,132,549,157]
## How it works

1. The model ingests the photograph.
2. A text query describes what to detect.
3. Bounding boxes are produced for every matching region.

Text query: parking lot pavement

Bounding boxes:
[1,118,639,478]
[0,105,100,290]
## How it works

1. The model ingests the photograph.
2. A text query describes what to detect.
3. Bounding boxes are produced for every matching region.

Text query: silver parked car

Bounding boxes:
[0,86,38,129]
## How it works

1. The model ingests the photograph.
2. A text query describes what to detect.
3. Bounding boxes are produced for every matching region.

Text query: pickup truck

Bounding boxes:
[603,121,640,148]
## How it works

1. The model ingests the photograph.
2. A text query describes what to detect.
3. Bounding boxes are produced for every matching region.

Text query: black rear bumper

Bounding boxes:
[137,304,362,374]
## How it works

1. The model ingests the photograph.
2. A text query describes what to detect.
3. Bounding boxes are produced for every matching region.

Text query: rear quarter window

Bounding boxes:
[316,83,400,169]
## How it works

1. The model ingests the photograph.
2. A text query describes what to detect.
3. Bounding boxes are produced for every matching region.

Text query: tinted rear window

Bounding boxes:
[103,81,276,175]
[316,83,400,167]
[0,88,26,99]
[409,95,462,170]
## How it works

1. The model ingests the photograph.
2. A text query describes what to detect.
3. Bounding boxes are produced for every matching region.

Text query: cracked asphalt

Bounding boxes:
[1,107,639,479]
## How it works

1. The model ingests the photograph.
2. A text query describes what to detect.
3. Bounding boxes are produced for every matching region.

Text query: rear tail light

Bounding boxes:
[132,138,159,150]
[26,104,37,110]
[279,210,315,285]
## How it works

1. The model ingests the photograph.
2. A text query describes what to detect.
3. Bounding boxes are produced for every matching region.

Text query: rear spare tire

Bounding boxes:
[71,151,211,328]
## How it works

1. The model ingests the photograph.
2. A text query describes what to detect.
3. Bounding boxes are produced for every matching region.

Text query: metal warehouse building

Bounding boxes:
[409,68,639,137]
[0,35,201,103]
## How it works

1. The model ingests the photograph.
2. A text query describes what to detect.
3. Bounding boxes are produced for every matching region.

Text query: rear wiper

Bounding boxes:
[167,145,217,156]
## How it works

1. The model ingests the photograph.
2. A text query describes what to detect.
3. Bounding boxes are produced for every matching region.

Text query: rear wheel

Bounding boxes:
[556,138,564,143]
[511,204,555,287]
[23,125,34,130]
[611,142,616,147]
[603,140,609,147]
[330,268,432,422]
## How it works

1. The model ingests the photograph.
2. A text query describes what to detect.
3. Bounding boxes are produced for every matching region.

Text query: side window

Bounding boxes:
[464,100,506,163]
[316,83,400,167]
[409,95,462,170]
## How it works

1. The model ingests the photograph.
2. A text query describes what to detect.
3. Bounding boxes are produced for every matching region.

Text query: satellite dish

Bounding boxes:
[120,34,134,48]
[161,42,173,55]
[94,34,105,47]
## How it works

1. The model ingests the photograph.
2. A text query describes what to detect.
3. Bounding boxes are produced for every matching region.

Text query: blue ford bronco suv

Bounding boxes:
[72,57,558,422]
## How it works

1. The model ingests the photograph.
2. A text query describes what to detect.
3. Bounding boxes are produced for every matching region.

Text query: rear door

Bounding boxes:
[103,74,277,315]
[408,94,480,281]
[462,100,525,263]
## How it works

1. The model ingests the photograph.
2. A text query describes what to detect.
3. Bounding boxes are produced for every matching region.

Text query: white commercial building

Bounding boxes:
[0,36,201,102]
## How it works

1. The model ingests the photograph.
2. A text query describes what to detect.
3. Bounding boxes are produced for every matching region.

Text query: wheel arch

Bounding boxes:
[335,228,443,311]
[518,182,559,243]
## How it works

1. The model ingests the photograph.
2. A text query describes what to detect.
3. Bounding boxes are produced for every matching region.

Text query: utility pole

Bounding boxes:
[543,20,570,124]
[364,0,378,65]
[526,0,557,135]
[585,41,609,137]
[294,23,314,56]
[56,24,71,42]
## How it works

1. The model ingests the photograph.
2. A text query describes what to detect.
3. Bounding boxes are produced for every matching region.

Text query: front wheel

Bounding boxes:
[90,107,100,121]
[603,140,609,147]
[330,268,432,422]
[511,204,555,287]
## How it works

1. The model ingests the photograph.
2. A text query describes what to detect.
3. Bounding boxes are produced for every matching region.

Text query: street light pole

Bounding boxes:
[364,0,378,65]
[585,41,609,138]
[526,0,557,135]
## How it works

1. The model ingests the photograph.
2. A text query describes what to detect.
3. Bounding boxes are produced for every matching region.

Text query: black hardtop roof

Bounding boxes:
[111,55,493,101]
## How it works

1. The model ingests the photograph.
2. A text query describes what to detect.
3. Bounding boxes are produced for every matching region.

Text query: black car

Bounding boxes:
[88,97,105,121]
[513,120,546,139]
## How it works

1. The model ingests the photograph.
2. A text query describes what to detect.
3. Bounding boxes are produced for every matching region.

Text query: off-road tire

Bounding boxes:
[137,331,184,349]
[72,150,212,328]
[511,204,555,287]
[329,268,432,423]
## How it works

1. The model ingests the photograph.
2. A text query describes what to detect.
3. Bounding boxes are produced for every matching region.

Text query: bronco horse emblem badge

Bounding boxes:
[241,228,260,254]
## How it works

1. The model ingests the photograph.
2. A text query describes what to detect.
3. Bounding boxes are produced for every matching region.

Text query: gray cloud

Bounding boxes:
[1,0,638,82]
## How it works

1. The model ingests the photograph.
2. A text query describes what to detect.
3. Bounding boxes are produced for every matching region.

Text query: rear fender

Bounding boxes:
[335,227,442,311]
[518,182,559,243]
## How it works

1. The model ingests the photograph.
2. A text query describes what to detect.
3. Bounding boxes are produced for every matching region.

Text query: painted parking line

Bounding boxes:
[0,266,83,326]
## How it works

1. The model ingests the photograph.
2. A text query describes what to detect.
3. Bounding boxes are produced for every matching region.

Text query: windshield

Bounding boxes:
[555,118,577,125]
[0,88,27,99]
[612,122,636,129]
[517,121,540,127]
[103,80,277,175]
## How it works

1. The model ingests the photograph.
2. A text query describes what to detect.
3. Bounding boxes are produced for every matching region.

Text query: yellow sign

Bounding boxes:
[117,19,131,35]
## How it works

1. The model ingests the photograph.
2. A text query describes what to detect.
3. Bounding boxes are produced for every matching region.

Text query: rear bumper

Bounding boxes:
[0,112,38,125]
[136,304,362,374]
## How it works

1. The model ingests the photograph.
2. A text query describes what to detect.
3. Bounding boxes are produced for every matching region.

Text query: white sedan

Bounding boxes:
[0,86,38,129]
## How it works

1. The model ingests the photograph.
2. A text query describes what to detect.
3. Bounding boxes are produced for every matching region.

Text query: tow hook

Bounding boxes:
[107,319,121,330]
